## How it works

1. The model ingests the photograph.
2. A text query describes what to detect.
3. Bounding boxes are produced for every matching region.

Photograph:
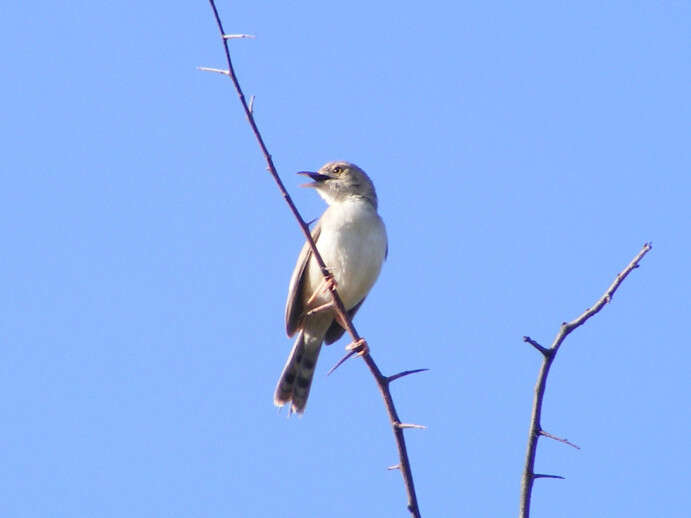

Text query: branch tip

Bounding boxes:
[523,336,550,356]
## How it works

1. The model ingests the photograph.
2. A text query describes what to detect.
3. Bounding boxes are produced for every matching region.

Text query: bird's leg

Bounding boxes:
[345,338,369,357]
[305,272,337,306]
[303,300,336,318]
[303,272,342,319]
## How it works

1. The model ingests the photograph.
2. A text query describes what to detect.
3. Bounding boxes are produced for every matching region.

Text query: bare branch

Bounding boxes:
[557,242,653,340]
[519,243,652,518]
[361,354,422,517]
[205,2,423,516]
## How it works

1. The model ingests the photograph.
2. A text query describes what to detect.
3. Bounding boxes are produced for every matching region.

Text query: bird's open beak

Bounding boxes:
[297,171,330,188]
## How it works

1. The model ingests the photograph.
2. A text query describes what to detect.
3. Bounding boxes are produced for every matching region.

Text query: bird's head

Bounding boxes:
[298,161,378,207]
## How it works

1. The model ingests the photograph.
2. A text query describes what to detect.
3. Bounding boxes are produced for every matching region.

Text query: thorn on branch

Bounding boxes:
[222,33,256,39]
[248,95,255,114]
[387,464,401,471]
[197,66,230,76]
[539,429,581,450]
[326,350,357,376]
[533,473,565,480]
[395,422,427,430]
[388,368,429,383]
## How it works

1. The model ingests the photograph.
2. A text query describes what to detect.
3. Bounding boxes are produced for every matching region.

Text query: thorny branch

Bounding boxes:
[203,2,424,516]
[519,242,652,518]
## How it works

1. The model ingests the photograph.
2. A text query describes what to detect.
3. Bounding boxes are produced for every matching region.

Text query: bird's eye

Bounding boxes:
[332,166,342,174]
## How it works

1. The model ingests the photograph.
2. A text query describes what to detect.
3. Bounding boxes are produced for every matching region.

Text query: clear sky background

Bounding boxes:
[1,2,689,517]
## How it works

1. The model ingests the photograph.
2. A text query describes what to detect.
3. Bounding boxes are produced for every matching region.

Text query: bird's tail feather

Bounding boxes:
[273,330,322,414]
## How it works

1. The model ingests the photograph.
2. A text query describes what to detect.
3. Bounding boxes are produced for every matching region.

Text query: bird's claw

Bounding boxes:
[346,338,369,357]
[306,273,337,305]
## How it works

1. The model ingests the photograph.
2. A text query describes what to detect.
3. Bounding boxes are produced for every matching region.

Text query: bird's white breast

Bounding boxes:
[308,198,387,310]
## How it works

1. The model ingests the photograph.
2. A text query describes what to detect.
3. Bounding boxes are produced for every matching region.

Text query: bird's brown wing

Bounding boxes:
[284,221,322,337]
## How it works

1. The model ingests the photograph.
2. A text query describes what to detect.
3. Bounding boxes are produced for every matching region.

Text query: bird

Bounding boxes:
[273,161,388,414]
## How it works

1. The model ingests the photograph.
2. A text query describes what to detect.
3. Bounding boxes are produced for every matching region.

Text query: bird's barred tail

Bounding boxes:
[273,330,322,414]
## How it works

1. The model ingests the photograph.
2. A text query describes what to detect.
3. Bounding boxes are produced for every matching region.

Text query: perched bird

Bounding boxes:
[274,161,388,414]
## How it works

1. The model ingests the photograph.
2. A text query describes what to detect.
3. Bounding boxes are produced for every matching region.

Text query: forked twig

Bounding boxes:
[204,2,424,516]
[519,243,652,518]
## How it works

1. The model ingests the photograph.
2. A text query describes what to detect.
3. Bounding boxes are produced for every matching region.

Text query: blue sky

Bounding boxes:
[1,2,689,517]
